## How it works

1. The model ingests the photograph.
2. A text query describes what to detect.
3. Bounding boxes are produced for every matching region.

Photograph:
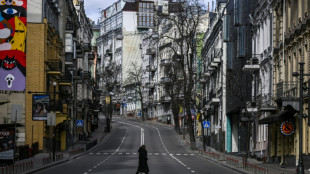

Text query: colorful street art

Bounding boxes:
[0,0,27,91]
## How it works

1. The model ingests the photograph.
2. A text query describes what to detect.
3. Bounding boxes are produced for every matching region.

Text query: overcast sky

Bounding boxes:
[85,0,215,23]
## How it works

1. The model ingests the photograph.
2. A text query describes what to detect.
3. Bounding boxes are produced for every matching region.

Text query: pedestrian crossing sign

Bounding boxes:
[76,120,84,127]
[203,121,210,128]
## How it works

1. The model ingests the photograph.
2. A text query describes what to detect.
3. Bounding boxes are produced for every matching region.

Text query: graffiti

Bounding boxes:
[0,0,26,91]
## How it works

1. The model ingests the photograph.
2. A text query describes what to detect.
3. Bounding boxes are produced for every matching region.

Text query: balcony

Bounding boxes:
[82,71,91,79]
[160,77,171,83]
[150,65,156,72]
[199,78,207,83]
[202,72,210,77]
[88,53,95,60]
[276,81,299,110]
[257,94,276,112]
[146,48,156,55]
[210,98,220,105]
[84,43,91,52]
[243,64,260,71]
[148,82,155,89]
[212,58,221,63]
[160,59,171,66]
[161,96,171,103]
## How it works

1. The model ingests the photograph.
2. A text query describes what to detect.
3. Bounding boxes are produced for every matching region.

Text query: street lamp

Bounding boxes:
[52,81,57,161]
[292,62,308,174]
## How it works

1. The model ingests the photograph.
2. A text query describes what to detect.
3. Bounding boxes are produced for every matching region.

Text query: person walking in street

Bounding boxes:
[136,145,149,174]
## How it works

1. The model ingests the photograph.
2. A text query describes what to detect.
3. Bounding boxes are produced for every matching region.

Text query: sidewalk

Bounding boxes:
[1,115,107,174]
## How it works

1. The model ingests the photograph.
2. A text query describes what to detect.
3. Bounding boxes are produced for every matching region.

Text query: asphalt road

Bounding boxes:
[36,117,240,174]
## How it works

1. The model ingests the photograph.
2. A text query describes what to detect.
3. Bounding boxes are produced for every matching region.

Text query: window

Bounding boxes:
[138,2,154,27]
[65,34,73,53]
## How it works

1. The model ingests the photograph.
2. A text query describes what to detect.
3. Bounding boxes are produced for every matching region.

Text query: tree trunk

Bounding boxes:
[185,100,196,149]
[141,98,145,121]
[172,104,180,134]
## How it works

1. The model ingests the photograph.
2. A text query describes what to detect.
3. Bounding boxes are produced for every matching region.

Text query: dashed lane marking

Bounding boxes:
[88,152,193,156]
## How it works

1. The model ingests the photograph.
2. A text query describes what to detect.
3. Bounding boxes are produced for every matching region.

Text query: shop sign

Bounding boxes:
[280,121,295,136]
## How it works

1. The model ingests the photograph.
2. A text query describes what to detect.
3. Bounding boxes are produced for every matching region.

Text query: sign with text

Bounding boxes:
[0,125,15,160]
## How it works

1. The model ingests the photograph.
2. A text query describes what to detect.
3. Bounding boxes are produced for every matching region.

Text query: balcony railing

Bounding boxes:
[276,81,298,99]
[160,77,171,83]
[146,48,156,55]
[88,53,95,60]
[160,59,171,66]
[161,96,171,103]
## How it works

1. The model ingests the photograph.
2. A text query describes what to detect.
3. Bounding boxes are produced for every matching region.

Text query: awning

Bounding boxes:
[258,107,296,124]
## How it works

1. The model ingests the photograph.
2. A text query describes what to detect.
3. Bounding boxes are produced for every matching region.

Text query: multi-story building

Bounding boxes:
[222,0,257,154]
[201,0,227,152]
[250,0,274,160]
[258,0,310,168]
[0,0,27,148]
[97,0,155,118]
[141,30,159,120]
[25,0,71,151]
[72,0,94,141]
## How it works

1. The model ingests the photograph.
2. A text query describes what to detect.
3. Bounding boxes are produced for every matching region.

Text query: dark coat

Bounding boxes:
[136,146,149,174]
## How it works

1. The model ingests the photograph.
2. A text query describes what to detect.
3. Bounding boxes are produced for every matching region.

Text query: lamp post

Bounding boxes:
[52,81,57,161]
[292,62,307,174]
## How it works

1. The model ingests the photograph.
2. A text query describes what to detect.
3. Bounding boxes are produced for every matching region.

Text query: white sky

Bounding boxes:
[85,0,215,23]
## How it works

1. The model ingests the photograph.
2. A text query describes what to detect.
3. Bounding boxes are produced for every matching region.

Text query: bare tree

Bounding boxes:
[161,53,184,134]
[101,61,121,132]
[158,0,207,149]
[126,63,146,121]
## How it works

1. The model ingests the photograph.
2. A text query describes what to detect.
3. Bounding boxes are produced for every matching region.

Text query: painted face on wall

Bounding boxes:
[0,0,26,91]
[0,5,26,20]
[1,55,16,70]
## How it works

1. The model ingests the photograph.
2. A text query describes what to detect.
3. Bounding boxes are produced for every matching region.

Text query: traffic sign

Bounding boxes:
[203,121,210,128]
[106,96,110,104]
[76,120,84,127]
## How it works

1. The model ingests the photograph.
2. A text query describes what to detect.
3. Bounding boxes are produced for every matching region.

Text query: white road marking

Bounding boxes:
[141,128,144,145]
[153,126,196,173]
[96,153,100,154]
[88,169,92,172]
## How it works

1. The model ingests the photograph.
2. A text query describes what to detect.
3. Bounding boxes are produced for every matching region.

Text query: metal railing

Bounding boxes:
[276,81,298,99]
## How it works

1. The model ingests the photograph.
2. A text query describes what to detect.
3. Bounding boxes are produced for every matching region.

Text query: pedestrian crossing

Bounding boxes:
[88,152,195,156]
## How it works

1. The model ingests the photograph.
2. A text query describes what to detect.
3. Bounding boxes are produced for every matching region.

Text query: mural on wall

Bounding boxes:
[0,0,27,91]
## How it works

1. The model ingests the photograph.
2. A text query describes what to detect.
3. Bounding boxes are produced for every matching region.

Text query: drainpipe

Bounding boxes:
[282,0,285,81]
